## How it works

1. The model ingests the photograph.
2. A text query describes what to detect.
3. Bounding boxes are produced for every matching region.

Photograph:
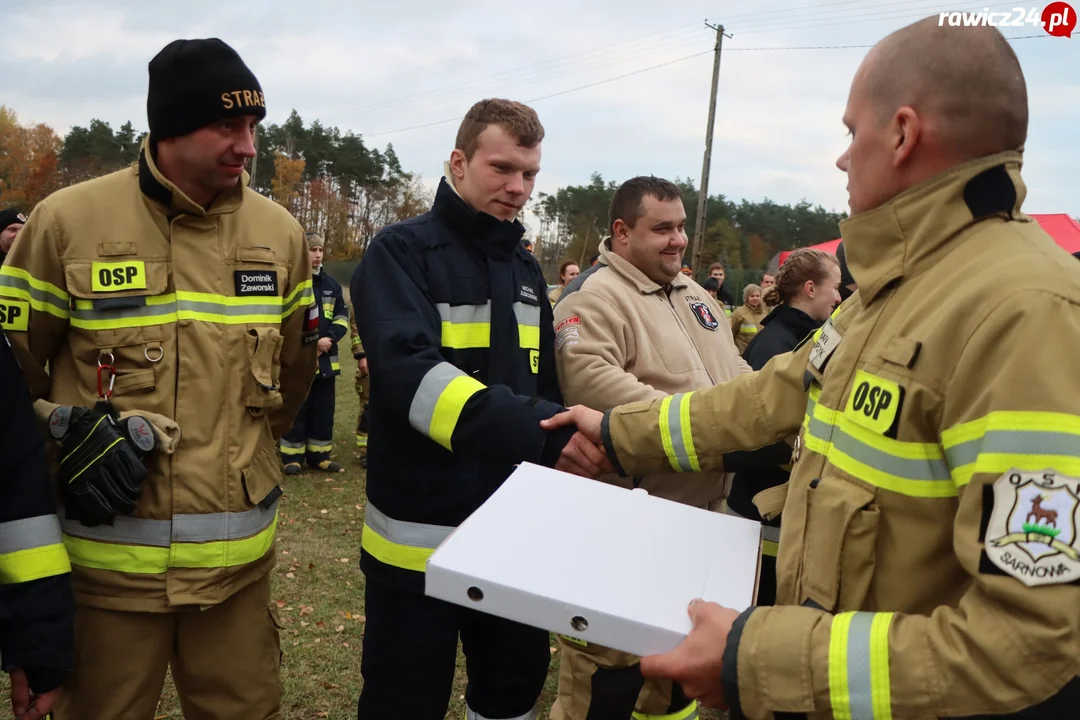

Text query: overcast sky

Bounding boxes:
[3,0,1078,225]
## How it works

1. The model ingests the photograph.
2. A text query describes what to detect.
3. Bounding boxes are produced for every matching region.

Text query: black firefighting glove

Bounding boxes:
[48,404,156,526]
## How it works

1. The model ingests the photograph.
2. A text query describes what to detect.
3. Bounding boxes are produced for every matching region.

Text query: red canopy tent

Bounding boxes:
[777,214,1080,265]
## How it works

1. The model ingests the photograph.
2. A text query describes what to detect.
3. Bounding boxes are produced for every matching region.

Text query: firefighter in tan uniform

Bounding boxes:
[349,305,370,466]
[0,39,317,719]
[728,284,768,355]
[545,18,1080,718]
[550,176,750,720]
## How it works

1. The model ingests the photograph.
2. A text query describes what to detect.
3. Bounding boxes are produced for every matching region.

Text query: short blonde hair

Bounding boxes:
[743,284,762,303]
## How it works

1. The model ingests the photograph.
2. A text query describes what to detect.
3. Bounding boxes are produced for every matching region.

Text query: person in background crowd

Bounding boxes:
[701,276,720,301]
[280,232,349,474]
[548,259,579,306]
[549,175,749,720]
[708,262,735,314]
[349,305,370,468]
[523,239,535,254]
[725,248,840,606]
[589,253,600,267]
[728,283,768,354]
[835,240,858,301]
[761,272,776,291]
[680,264,692,277]
[0,37,317,719]
[0,208,27,264]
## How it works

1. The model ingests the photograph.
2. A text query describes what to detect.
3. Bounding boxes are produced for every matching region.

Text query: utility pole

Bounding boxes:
[690,22,731,277]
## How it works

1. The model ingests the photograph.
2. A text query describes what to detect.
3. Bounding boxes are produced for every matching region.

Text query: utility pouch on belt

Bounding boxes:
[753,482,789,521]
[245,327,284,415]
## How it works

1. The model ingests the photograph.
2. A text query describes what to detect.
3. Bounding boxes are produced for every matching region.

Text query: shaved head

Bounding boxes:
[837,16,1029,215]
[864,17,1028,159]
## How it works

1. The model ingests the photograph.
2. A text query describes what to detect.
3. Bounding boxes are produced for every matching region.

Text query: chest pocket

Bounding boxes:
[230,247,290,415]
[65,259,172,396]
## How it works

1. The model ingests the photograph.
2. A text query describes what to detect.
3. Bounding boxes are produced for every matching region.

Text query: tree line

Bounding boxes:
[3,104,846,276]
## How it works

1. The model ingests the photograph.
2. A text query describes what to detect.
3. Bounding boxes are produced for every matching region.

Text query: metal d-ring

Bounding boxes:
[97,351,115,368]
[144,344,164,363]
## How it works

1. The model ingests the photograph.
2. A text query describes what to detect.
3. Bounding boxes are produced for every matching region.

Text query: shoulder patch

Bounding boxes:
[555,315,580,350]
[688,301,719,331]
[985,470,1080,587]
[844,369,902,436]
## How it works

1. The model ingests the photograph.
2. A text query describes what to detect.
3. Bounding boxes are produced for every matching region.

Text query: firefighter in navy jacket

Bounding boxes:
[280,233,349,473]
[0,329,75,718]
[351,100,601,720]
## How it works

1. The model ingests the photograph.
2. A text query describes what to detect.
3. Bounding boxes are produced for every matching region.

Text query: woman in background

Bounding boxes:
[548,260,580,306]
[728,283,768,354]
[725,248,841,605]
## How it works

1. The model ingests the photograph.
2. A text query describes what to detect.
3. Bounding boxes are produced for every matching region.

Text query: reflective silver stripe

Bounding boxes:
[0,273,70,314]
[665,393,695,472]
[72,297,285,324]
[328,355,339,365]
[806,415,951,482]
[282,286,315,316]
[332,314,349,323]
[60,499,279,547]
[945,429,1080,469]
[466,704,537,720]
[845,612,891,719]
[364,503,454,550]
[281,439,306,450]
[409,362,468,436]
[761,525,782,543]
[437,302,491,324]
[0,515,64,554]
[512,301,541,327]
[177,298,283,316]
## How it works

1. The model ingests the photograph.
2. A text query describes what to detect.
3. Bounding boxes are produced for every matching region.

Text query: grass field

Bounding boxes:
[0,348,723,719]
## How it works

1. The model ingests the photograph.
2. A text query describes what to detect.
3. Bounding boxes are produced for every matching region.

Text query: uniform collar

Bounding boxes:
[842,150,1026,303]
[138,135,247,217]
[598,237,689,295]
[432,177,525,260]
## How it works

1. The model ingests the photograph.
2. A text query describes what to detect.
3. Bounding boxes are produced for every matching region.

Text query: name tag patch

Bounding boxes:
[844,369,902,435]
[92,261,146,292]
[809,318,842,372]
[0,299,29,331]
[234,270,279,296]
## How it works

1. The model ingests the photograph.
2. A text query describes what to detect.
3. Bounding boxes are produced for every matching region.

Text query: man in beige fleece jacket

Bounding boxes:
[550,175,750,720]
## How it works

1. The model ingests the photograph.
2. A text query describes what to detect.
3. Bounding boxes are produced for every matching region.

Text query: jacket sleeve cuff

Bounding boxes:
[722,606,757,717]
[600,410,628,478]
[730,605,832,718]
[25,665,68,694]
[539,425,577,468]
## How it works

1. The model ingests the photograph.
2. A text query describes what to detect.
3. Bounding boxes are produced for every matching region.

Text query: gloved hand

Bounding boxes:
[48,404,156,526]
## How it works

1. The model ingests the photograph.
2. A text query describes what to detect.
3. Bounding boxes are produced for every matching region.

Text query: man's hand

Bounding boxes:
[541,405,603,445]
[639,600,739,709]
[317,337,332,355]
[555,432,612,478]
[356,357,369,376]
[9,669,61,720]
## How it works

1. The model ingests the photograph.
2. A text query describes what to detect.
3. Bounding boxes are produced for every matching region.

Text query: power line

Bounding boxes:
[362,49,715,139]
[728,0,1024,34]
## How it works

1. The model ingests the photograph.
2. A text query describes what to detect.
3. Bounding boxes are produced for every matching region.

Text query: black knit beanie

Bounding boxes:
[147,38,266,140]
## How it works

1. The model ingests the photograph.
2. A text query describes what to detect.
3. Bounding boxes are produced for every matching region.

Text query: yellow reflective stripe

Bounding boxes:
[0,266,70,319]
[803,390,954,498]
[332,317,349,328]
[560,634,587,646]
[739,324,759,334]
[281,445,305,456]
[517,324,540,349]
[355,435,368,448]
[360,520,435,573]
[943,411,1080,487]
[282,280,315,317]
[442,323,490,348]
[0,544,72,584]
[409,363,486,451]
[632,700,699,720]
[307,443,333,453]
[659,393,700,472]
[61,513,277,574]
[330,360,341,372]
[829,612,894,720]
[761,539,779,557]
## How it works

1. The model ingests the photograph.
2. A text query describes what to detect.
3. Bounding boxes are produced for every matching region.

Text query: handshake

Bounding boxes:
[542,405,614,479]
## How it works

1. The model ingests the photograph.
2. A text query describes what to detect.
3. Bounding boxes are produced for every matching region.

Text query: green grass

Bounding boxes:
[1,348,723,719]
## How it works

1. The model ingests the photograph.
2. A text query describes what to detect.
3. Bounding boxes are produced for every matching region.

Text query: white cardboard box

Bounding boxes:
[425,462,762,658]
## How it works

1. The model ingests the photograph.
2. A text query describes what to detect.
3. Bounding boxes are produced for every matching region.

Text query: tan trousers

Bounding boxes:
[549,635,699,720]
[54,574,282,720]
